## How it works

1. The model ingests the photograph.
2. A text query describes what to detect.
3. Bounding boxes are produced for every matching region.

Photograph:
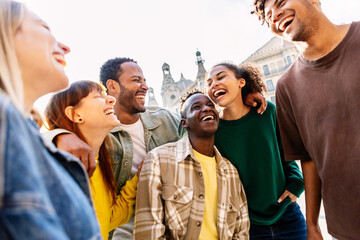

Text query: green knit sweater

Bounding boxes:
[215,101,304,225]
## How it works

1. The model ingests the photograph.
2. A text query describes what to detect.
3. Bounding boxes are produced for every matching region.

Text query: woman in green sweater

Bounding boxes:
[207,62,306,239]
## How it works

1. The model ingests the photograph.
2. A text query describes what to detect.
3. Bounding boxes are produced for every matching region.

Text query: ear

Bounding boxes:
[64,106,84,123]
[238,78,246,88]
[106,79,120,98]
[181,118,188,129]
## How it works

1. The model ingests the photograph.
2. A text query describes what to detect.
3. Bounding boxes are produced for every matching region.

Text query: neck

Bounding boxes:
[295,20,350,60]
[188,134,215,157]
[221,97,251,120]
[78,125,108,158]
[114,102,140,124]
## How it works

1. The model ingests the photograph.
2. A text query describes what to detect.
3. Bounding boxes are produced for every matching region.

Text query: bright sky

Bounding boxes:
[25,0,360,113]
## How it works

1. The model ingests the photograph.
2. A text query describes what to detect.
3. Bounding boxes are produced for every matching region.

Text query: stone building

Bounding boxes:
[243,37,299,103]
[161,50,207,113]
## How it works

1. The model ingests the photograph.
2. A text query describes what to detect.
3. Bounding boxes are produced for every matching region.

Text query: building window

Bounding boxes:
[287,56,292,65]
[263,65,270,76]
[266,80,275,92]
[270,96,276,103]
[171,95,176,100]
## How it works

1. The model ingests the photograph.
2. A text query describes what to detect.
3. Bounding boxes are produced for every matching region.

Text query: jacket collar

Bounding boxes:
[175,136,228,169]
[110,109,161,133]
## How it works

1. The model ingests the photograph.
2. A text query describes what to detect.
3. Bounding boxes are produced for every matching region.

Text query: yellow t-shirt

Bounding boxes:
[90,156,138,240]
[193,150,218,240]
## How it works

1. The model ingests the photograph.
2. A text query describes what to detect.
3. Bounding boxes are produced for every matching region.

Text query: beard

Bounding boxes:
[118,83,146,114]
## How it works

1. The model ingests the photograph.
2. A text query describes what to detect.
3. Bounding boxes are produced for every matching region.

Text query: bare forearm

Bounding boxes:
[301,160,323,239]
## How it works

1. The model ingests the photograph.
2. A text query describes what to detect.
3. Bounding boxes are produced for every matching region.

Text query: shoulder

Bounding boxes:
[145,106,180,120]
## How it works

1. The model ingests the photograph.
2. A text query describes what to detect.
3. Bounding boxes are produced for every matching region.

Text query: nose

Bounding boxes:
[141,80,149,92]
[106,95,116,105]
[58,42,70,54]
[272,9,284,23]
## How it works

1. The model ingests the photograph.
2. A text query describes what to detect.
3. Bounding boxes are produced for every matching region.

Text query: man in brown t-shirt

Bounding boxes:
[252,0,360,239]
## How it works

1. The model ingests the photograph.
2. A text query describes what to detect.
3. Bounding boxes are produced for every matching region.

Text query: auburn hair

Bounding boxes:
[44,80,118,205]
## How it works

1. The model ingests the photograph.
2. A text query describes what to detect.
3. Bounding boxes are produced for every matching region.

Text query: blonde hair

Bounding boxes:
[0,0,25,111]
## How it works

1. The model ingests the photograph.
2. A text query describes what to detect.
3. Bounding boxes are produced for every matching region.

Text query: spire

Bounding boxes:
[147,87,158,106]
[195,50,206,80]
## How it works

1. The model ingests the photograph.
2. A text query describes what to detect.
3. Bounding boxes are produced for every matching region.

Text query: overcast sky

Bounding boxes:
[25,0,360,112]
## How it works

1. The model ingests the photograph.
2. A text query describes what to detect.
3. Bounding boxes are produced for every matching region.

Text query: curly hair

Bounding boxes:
[252,0,267,24]
[212,62,266,103]
[179,88,204,118]
[99,57,136,89]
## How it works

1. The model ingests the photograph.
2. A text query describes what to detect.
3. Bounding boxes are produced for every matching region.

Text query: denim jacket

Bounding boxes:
[0,93,101,240]
[110,106,185,190]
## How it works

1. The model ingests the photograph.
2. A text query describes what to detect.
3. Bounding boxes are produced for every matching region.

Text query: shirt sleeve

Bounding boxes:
[276,85,311,161]
[133,152,167,240]
[42,128,71,144]
[232,181,250,240]
[108,175,138,231]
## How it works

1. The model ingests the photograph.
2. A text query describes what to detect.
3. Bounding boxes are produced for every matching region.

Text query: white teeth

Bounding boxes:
[136,95,145,99]
[279,16,294,32]
[201,115,214,121]
[214,89,226,98]
[105,109,114,115]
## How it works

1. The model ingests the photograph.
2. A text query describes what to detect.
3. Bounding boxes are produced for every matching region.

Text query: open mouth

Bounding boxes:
[279,16,294,32]
[201,115,215,122]
[53,53,66,67]
[104,108,115,115]
[213,89,226,98]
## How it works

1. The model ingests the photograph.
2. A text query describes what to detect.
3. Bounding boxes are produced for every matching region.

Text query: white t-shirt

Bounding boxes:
[119,119,147,177]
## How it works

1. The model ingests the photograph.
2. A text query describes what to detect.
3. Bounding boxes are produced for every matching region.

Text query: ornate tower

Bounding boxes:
[161,62,181,110]
[195,50,207,90]
[147,87,158,106]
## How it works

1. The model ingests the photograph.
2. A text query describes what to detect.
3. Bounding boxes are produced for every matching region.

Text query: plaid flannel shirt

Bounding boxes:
[134,136,249,240]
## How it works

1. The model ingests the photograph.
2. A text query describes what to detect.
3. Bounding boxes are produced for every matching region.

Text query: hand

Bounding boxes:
[278,190,297,203]
[307,223,323,240]
[137,160,144,177]
[55,133,96,177]
[244,92,267,114]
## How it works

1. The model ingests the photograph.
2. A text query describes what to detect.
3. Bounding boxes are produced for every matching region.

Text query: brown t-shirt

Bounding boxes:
[276,21,360,239]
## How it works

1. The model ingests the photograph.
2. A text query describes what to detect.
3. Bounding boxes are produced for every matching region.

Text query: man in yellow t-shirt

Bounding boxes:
[134,90,250,239]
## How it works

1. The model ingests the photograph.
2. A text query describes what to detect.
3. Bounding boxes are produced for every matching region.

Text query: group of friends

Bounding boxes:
[0,0,359,239]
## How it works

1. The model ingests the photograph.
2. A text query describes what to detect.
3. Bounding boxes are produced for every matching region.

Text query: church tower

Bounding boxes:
[161,62,181,110]
[195,50,207,90]
[147,87,158,106]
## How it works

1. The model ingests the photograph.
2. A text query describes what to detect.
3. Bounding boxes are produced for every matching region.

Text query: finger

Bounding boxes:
[289,193,297,202]
[278,190,289,203]
[252,101,258,107]
[257,99,268,115]
[79,154,89,177]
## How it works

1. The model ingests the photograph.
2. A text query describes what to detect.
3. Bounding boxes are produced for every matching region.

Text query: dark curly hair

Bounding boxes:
[99,57,137,89]
[179,88,204,118]
[212,62,266,103]
[252,0,267,24]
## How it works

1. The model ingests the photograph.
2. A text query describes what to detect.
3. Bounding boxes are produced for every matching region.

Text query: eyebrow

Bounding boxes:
[207,70,225,82]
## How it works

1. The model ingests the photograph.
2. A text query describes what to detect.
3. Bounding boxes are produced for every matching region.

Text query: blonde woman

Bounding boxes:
[0,1,101,239]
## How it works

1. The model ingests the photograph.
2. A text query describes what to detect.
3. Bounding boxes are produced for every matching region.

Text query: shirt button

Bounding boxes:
[198,172,202,177]
[196,221,201,227]
[229,205,233,210]
[173,195,177,199]
[124,161,128,165]
[199,194,204,199]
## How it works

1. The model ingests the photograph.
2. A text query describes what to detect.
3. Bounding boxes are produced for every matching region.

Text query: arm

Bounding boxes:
[109,174,138,230]
[301,160,323,240]
[244,92,267,114]
[134,153,166,240]
[44,130,96,177]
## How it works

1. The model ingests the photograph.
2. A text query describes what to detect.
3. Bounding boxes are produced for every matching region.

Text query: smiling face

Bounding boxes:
[73,90,120,133]
[181,93,219,138]
[14,10,70,104]
[264,0,319,42]
[207,65,245,108]
[116,61,148,114]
